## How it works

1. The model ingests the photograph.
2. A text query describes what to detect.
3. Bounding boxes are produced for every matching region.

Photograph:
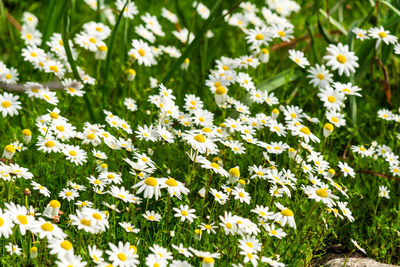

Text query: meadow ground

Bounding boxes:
[0,0,400,266]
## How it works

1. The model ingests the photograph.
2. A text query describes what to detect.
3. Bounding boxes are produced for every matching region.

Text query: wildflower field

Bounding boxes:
[1,0,400,266]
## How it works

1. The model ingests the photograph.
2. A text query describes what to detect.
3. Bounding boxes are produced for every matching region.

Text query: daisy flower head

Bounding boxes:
[318,86,344,111]
[368,26,398,48]
[302,184,339,208]
[352,28,368,41]
[323,43,359,76]
[378,185,390,199]
[288,49,310,68]
[338,161,355,178]
[106,241,140,266]
[143,210,161,222]
[307,64,333,88]
[129,39,156,66]
[245,27,272,48]
[116,0,138,19]
[0,92,22,117]
[63,144,87,165]
[351,239,366,254]
[272,202,296,229]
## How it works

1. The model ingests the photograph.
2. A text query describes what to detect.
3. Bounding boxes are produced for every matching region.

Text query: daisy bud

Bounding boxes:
[22,129,32,143]
[23,188,31,196]
[96,45,107,60]
[271,108,279,119]
[327,168,335,178]
[198,187,206,198]
[228,167,240,184]
[202,257,215,267]
[237,179,246,189]
[49,112,59,119]
[259,48,270,63]
[47,200,61,217]
[181,57,190,70]
[214,86,227,106]
[127,68,136,81]
[194,229,202,240]
[169,230,175,237]
[288,147,296,159]
[30,246,38,258]
[3,144,15,160]
[323,123,334,137]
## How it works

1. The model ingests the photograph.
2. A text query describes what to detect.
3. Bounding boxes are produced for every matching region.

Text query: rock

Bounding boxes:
[323,257,398,267]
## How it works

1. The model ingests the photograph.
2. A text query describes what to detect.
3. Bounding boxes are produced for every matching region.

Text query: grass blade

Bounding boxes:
[161,0,223,84]
[319,9,347,35]
[381,0,400,16]
[256,69,303,92]
[61,0,97,122]
[102,0,128,108]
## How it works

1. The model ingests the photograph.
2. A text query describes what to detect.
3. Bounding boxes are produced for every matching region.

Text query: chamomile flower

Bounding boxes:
[0,92,22,117]
[106,241,140,267]
[307,64,333,88]
[63,144,87,165]
[323,43,358,76]
[143,210,161,222]
[129,39,156,66]
[369,26,398,48]
[272,202,296,229]
[173,205,197,223]
[288,49,309,68]
[338,161,355,178]
[172,243,193,257]
[31,218,66,239]
[378,185,390,199]
[119,222,140,233]
[352,28,368,40]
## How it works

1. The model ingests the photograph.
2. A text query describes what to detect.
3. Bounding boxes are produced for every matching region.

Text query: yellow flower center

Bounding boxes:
[60,241,73,250]
[229,168,240,177]
[145,177,157,186]
[117,253,127,261]
[138,49,145,57]
[255,34,264,40]
[165,178,178,187]
[89,38,97,43]
[324,123,334,131]
[148,215,155,220]
[281,208,293,217]
[92,213,102,220]
[69,150,77,156]
[317,73,324,80]
[203,257,215,263]
[316,188,328,198]
[246,242,253,248]
[271,229,277,235]
[379,32,387,38]
[181,210,188,216]
[215,86,227,95]
[5,145,15,153]
[65,191,73,197]
[49,200,61,208]
[328,96,336,103]
[44,140,56,148]
[336,54,347,63]
[49,65,59,72]
[1,101,11,108]
[300,127,311,135]
[194,134,206,143]
[22,128,32,136]
[278,31,285,37]
[81,218,91,226]
[210,162,219,169]
[225,222,233,229]
[41,222,54,231]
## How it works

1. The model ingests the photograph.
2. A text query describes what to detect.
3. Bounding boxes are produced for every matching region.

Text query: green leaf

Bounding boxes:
[102,0,129,108]
[256,69,303,92]
[61,0,97,122]
[381,0,400,16]
[319,9,347,35]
